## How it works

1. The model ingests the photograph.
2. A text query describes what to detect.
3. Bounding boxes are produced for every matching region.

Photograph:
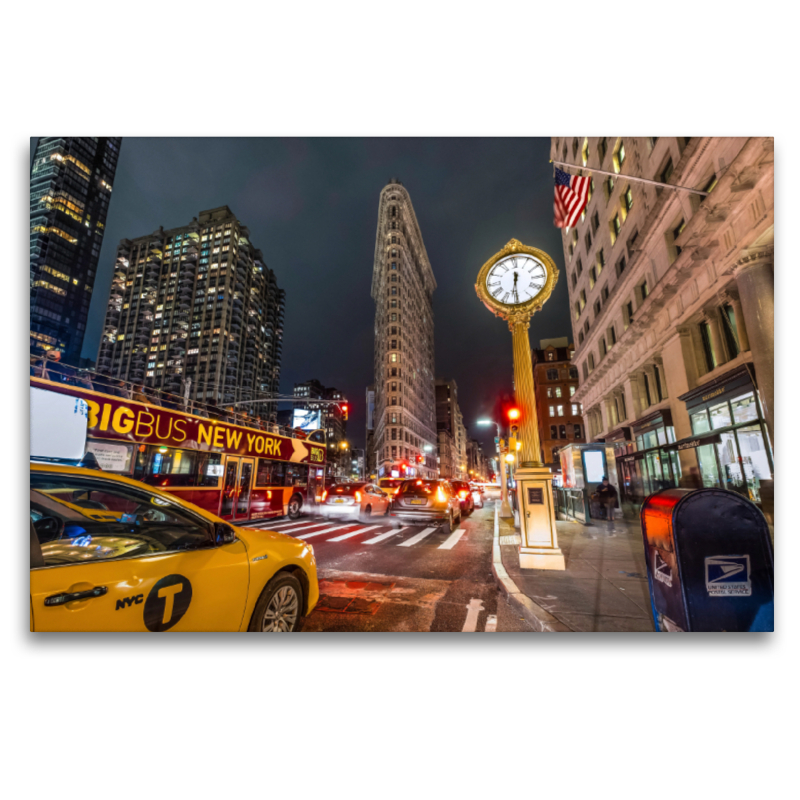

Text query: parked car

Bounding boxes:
[450,480,475,514]
[388,479,461,530]
[320,482,391,519]
[29,463,318,632]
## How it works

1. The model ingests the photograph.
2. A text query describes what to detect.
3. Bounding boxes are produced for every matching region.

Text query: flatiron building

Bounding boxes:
[369,180,438,479]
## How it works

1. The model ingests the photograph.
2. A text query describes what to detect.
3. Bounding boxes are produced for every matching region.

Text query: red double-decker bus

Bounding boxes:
[31,374,327,523]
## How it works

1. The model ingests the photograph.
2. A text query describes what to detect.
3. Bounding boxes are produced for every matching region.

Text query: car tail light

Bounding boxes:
[459,490,468,499]
[322,490,327,501]
[355,491,362,503]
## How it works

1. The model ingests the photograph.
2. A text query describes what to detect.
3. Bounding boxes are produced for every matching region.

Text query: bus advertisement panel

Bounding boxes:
[31,377,327,524]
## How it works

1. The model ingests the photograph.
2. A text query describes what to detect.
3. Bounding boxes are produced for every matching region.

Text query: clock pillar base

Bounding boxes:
[515,465,566,572]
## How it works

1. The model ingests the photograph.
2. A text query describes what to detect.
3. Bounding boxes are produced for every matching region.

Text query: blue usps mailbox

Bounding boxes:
[640,488,773,632]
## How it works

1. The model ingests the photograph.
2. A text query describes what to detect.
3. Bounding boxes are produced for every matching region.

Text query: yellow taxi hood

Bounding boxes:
[236,525,309,548]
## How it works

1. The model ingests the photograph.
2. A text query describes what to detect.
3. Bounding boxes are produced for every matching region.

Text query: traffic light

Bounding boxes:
[341,403,349,420]
[507,407,521,422]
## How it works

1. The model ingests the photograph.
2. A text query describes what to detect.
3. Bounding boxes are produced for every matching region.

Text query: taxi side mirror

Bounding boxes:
[215,523,236,546]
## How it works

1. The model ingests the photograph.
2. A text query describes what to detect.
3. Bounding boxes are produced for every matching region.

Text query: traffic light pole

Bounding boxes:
[497,426,513,519]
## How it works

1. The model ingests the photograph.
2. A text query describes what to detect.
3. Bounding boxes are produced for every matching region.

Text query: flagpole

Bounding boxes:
[551,159,709,197]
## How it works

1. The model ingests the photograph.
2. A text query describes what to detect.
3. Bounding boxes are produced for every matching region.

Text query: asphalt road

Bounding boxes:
[248,491,535,632]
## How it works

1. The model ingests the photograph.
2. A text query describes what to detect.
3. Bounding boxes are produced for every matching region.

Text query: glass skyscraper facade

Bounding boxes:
[96,206,285,421]
[30,137,121,363]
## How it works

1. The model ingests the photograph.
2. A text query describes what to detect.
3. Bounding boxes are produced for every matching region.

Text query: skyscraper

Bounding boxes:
[96,206,284,420]
[435,378,468,479]
[30,137,121,363]
[369,180,438,479]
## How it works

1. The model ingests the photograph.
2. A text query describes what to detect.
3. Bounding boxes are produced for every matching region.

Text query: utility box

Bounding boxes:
[640,488,773,632]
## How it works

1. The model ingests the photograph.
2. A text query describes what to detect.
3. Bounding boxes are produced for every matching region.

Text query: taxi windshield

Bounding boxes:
[30,475,213,567]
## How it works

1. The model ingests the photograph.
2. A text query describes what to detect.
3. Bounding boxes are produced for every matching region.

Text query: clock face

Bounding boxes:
[485,254,548,306]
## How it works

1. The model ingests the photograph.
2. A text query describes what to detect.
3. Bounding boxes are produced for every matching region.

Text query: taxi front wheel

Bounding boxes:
[248,572,304,632]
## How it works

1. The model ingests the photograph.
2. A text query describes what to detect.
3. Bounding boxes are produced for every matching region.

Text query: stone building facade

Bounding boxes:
[97,206,284,420]
[532,337,585,466]
[551,136,773,517]
[369,180,438,479]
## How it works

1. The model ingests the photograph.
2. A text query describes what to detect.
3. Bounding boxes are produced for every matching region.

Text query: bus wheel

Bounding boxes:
[288,495,302,519]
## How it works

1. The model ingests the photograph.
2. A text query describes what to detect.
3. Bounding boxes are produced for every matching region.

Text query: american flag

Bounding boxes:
[554,167,591,229]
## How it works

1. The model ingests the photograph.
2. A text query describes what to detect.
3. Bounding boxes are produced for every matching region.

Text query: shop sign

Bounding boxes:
[663,432,722,452]
[701,386,726,403]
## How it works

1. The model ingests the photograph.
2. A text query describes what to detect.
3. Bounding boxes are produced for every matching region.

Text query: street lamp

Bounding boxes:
[477,418,513,518]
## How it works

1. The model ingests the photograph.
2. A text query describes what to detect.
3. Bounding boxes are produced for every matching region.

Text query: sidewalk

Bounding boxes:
[493,505,656,632]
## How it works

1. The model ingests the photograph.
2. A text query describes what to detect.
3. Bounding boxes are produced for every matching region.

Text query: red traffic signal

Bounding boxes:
[507,407,521,421]
[341,403,349,420]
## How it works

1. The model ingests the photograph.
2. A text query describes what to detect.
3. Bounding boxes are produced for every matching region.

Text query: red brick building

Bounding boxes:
[532,337,586,467]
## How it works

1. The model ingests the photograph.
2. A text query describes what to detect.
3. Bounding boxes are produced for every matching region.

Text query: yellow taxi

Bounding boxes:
[29,463,319,632]
[377,477,405,498]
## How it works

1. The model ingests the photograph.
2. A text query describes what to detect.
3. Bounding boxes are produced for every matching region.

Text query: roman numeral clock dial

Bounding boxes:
[485,254,548,307]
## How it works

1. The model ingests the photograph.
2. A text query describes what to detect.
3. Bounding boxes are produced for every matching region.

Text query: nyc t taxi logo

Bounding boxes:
[705,555,752,597]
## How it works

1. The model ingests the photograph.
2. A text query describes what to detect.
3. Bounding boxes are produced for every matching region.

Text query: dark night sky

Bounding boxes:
[39,138,573,455]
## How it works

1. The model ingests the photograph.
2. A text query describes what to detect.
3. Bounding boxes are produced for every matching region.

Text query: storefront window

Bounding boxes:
[710,400,732,430]
[641,430,659,450]
[656,427,667,446]
[736,425,771,502]
[731,392,759,425]
[716,432,744,493]
[666,426,676,444]
[668,451,682,485]
[691,410,711,435]
[696,444,720,488]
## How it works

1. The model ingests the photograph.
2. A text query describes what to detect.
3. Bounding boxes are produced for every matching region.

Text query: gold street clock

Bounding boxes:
[475,239,559,321]
[474,237,566,570]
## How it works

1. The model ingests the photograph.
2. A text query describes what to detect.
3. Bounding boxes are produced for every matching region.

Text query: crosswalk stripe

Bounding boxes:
[398,527,438,547]
[265,519,308,529]
[438,528,466,550]
[327,524,384,542]
[364,527,408,544]
[295,523,354,540]
[270,520,329,534]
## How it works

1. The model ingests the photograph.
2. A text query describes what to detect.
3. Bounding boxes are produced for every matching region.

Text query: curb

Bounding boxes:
[491,504,575,632]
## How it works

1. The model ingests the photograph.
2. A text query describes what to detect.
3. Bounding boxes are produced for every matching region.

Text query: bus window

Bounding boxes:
[272,461,286,486]
[197,453,223,487]
[308,430,326,444]
[147,448,198,487]
[256,458,284,487]
[284,464,308,487]
[140,447,222,488]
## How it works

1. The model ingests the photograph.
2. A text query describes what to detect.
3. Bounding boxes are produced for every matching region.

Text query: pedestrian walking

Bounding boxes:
[596,476,618,522]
